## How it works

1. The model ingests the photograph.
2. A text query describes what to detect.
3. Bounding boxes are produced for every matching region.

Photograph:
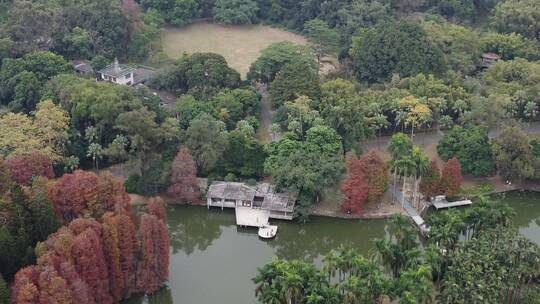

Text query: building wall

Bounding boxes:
[269,210,293,220]
[207,198,236,209]
[235,206,269,227]
[100,73,134,86]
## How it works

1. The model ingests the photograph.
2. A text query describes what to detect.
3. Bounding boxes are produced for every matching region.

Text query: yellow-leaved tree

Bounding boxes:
[398,95,432,137]
[0,100,69,162]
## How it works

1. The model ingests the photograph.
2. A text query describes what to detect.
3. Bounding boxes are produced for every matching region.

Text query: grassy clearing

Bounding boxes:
[161,22,307,77]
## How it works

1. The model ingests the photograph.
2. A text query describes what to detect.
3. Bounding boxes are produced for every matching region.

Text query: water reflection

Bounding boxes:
[489,190,540,245]
[124,192,540,304]
[268,217,388,261]
[124,206,389,304]
[167,206,232,254]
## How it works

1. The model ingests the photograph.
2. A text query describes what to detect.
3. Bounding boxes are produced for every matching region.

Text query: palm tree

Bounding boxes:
[396,157,416,208]
[388,133,413,204]
[323,250,339,283]
[411,147,430,209]
[283,272,303,304]
[87,143,103,171]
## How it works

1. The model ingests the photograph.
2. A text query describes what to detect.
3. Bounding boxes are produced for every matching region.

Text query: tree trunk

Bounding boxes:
[393,168,398,204]
[401,176,407,207]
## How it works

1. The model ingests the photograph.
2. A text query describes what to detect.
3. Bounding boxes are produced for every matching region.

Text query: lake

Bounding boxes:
[123,190,540,304]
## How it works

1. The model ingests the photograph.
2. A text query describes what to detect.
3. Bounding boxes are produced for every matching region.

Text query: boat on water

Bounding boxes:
[258,225,278,239]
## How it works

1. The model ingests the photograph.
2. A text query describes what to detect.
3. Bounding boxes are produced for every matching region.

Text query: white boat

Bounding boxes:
[258,225,278,239]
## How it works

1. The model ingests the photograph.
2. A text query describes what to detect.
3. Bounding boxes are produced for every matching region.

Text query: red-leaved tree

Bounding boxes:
[441,157,463,198]
[48,171,131,223]
[57,261,95,304]
[420,161,442,199]
[8,152,54,185]
[71,228,113,304]
[135,213,169,294]
[147,197,167,222]
[37,267,74,304]
[11,267,39,304]
[357,151,389,203]
[168,149,201,204]
[340,157,370,215]
[103,212,137,296]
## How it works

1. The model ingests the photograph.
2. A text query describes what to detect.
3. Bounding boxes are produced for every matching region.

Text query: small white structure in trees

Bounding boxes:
[207,181,296,230]
[98,58,135,85]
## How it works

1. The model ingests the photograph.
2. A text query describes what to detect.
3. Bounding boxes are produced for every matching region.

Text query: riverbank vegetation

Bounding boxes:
[255,201,540,303]
[0,0,539,302]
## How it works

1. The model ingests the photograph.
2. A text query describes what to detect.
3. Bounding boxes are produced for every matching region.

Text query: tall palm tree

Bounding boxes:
[323,250,339,283]
[283,272,303,304]
[396,157,416,208]
[388,133,413,204]
[411,147,430,209]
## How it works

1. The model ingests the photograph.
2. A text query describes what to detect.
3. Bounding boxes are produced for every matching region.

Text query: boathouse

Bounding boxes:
[207,181,296,228]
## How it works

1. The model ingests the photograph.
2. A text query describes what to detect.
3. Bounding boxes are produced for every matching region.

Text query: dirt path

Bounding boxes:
[256,83,282,143]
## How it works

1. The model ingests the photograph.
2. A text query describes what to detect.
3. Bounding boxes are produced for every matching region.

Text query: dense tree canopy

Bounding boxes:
[437,126,495,177]
[492,127,539,181]
[492,0,540,40]
[265,126,344,219]
[213,0,259,25]
[268,61,320,108]
[247,42,314,83]
[149,52,240,99]
[350,21,446,82]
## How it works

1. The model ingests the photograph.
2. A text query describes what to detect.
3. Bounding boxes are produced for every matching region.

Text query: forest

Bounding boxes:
[0,0,539,303]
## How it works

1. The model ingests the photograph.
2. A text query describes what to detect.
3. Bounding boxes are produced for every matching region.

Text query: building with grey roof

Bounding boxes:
[207,181,296,227]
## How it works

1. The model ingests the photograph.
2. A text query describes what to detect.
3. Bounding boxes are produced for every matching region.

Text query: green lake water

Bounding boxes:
[124,191,540,304]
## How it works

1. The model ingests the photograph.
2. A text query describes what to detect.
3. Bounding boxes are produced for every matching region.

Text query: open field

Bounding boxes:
[161,22,307,77]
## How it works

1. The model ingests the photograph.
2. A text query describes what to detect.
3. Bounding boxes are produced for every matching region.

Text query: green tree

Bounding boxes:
[185,113,228,174]
[441,227,539,303]
[374,214,421,278]
[10,71,41,112]
[62,27,92,59]
[0,274,8,304]
[349,21,446,82]
[127,25,161,62]
[491,127,536,180]
[265,126,344,220]
[219,130,266,178]
[87,143,103,171]
[247,42,314,83]
[171,0,200,26]
[421,19,481,75]
[213,0,259,24]
[492,0,540,40]
[27,184,59,243]
[268,61,320,108]
[303,18,340,71]
[105,134,129,165]
[481,32,540,61]
[115,107,179,172]
[5,0,60,54]
[437,126,495,177]
[149,52,241,100]
[319,79,372,151]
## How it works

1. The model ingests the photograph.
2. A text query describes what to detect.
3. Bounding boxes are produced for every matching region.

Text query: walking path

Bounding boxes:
[390,187,430,234]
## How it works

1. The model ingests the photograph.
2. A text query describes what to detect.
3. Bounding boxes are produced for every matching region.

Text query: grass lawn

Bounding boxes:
[161,22,307,78]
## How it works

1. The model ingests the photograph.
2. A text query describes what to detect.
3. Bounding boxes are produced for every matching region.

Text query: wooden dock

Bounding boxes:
[431,199,472,210]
